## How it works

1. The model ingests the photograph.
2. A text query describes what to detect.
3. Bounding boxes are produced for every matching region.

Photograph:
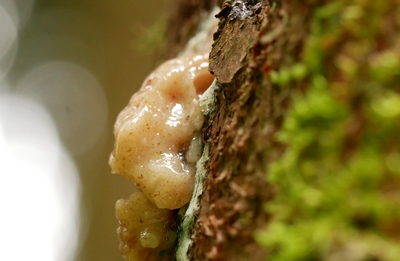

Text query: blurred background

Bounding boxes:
[0,0,166,260]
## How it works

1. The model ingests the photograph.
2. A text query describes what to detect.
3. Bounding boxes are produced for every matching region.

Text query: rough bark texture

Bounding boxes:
[167,1,305,260]
[166,0,400,260]
[194,2,278,260]
[190,1,303,260]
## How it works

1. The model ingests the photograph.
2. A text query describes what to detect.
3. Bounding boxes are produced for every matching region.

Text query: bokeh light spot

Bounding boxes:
[0,93,81,261]
[17,61,108,155]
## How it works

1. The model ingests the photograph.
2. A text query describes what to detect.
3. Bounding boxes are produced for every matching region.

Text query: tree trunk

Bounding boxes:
[166,1,400,260]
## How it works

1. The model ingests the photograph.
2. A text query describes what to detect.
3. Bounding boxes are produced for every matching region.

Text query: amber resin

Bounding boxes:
[110,54,213,210]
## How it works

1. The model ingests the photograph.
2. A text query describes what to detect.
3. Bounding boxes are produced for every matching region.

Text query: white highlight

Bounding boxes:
[0,93,81,261]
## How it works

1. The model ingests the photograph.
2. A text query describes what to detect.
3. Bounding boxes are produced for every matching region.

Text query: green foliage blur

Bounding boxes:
[257,1,400,260]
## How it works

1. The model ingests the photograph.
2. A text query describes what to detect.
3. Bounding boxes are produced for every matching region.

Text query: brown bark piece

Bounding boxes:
[209,3,261,84]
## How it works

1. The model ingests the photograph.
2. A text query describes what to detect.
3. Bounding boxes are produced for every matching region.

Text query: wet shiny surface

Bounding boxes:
[110,54,214,210]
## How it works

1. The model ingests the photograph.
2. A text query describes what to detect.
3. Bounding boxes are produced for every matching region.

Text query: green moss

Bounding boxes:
[258,1,400,260]
[270,64,308,86]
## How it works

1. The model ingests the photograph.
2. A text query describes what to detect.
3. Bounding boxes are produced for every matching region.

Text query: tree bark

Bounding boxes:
[166,1,400,260]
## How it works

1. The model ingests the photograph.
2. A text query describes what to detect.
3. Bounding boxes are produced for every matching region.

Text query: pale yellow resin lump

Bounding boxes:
[110,54,214,209]
[116,191,176,261]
